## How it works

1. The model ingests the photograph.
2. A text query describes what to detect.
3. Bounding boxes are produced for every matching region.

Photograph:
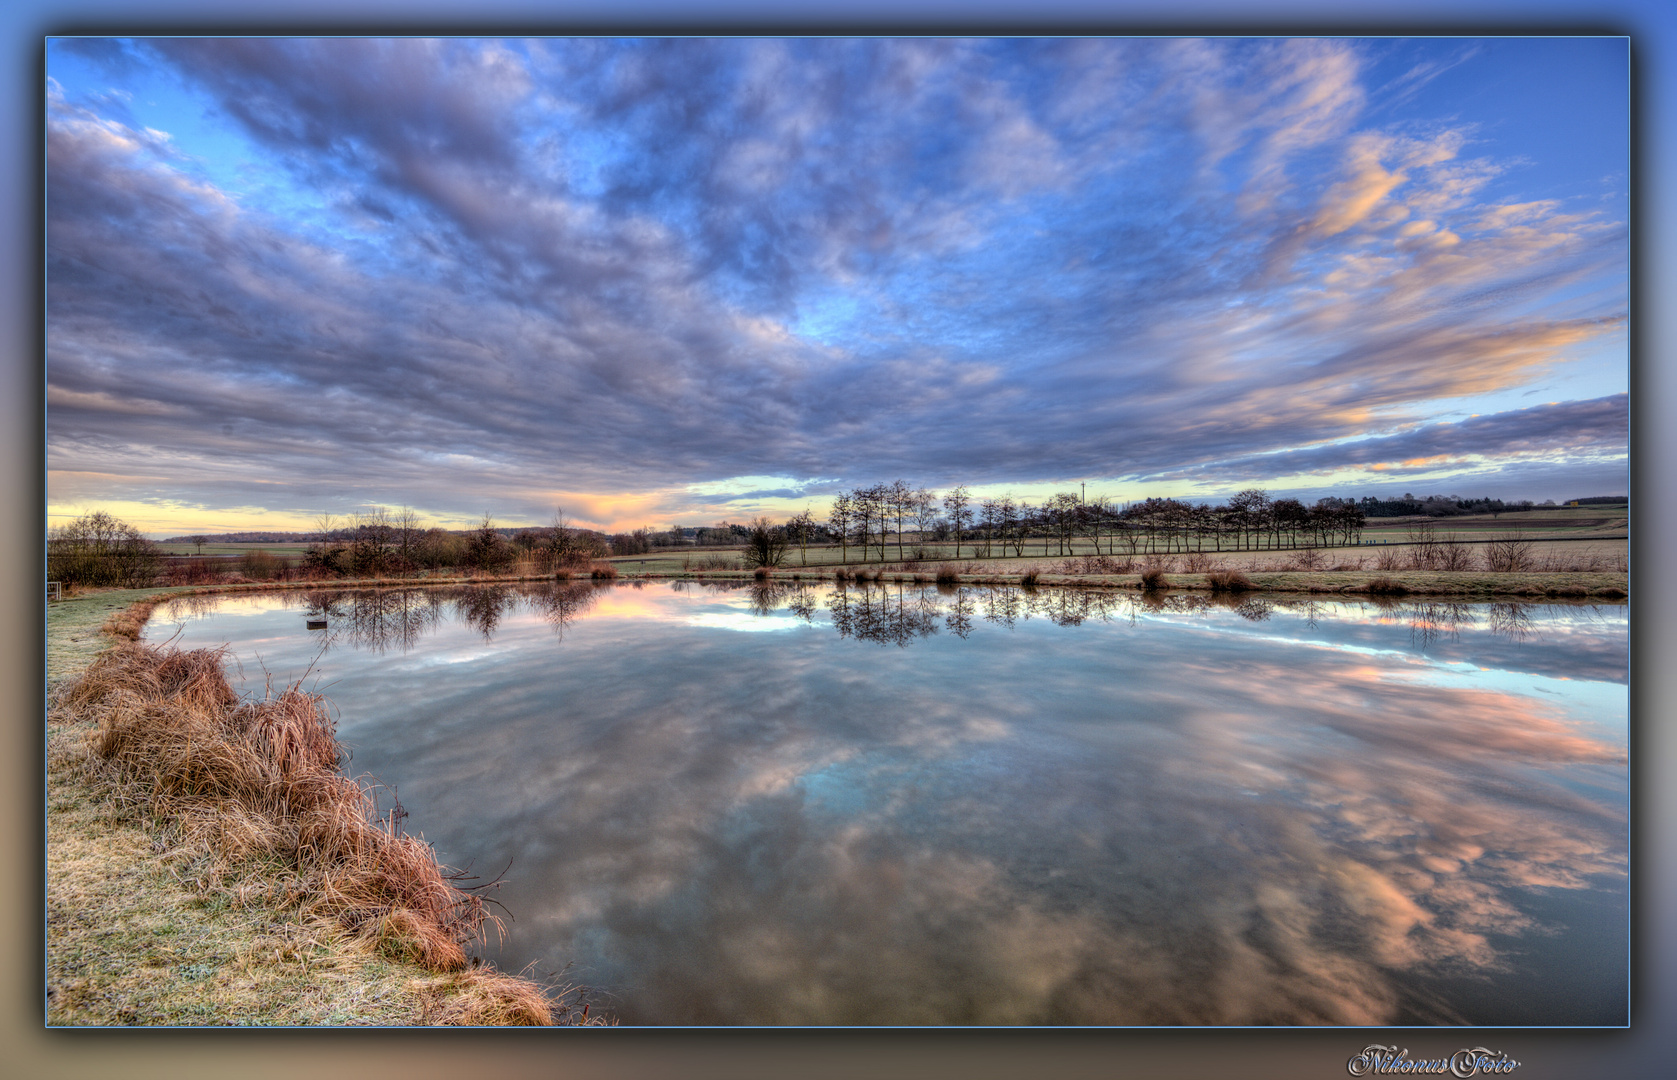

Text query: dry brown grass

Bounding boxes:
[49,626,606,1025]
[1206,570,1255,593]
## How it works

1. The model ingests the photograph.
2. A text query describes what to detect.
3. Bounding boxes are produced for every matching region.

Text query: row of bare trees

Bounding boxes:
[807,485,1366,561]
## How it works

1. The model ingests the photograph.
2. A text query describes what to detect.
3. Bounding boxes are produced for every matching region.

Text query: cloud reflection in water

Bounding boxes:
[152,583,1627,1025]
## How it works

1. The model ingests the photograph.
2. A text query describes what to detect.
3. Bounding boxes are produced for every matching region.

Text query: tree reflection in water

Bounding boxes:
[160,584,1570,656]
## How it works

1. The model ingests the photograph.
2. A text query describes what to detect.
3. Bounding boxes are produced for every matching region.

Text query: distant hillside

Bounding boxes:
[161,531,319,543]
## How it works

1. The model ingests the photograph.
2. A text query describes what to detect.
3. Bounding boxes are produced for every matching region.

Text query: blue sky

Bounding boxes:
[44,36,1628,534]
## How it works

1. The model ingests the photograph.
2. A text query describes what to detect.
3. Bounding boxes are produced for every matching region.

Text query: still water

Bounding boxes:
[149,581,1628,1026]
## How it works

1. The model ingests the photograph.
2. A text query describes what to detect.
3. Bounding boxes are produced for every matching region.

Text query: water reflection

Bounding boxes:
[150,584,1628,1026]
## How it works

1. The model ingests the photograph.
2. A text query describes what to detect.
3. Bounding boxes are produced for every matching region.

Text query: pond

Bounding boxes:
[148,581,1628,1026]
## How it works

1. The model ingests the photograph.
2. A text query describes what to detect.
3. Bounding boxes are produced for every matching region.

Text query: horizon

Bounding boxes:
[136,487,1626,543]
[46,37,1628,537]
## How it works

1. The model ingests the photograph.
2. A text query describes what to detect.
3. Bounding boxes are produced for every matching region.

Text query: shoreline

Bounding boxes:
[66,565,1631,604]
[45,590,605,1027]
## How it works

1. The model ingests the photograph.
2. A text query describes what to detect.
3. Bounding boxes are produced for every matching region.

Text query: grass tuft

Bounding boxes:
[1206,570,1255,593]
[52,636,577,1024]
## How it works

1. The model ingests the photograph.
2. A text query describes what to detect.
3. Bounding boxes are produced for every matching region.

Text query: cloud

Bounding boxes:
[1158,394,1626,486]
[46,38,1627,528]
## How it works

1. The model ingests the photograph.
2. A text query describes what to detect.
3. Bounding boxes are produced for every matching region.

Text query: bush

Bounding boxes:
[589,561,618,580]
[1140,567,1170,591]
[1482,533,1535,573]
[934,563,960,585]
[165,557,225,586]
[1365,577,1408,596]
[240,549,284,580]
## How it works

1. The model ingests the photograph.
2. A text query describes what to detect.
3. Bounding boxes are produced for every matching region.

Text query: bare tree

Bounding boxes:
[550,506,577,569]
[828,491,854,563]
[1008,499,1032,557]
[942,485,972,559]
[395,505,421,572]
[852,485,887,562]
[888,479,912,561]
[972,499,992,560]
[912,487,939,556]
[743,517,790,568]
[788,508,816,566]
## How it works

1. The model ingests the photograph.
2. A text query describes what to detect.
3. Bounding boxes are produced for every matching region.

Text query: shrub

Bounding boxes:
[1140,567,1169,591]
[588,562,618,580]
[1482,533,1535,573]
[934,563,960,585]
[1020,569,1040,588]
[1365,576,1408,595]
[240,549,284,580]
[1059,554,1133,574]
[1289,546,1325,571]
[165,557,225,586]
[1181,552,1213,573]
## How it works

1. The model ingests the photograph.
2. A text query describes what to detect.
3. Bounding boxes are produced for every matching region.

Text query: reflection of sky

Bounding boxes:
[149,585,1627,1025]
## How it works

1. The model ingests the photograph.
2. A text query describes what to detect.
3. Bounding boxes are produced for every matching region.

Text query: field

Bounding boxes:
[601,503,1629,579]
[154,542,313,557]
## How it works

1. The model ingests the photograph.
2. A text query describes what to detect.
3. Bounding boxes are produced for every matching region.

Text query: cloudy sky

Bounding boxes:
[45,36,1628,535]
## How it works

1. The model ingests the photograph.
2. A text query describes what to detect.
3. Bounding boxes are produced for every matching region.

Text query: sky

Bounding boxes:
[44,36,1629,536]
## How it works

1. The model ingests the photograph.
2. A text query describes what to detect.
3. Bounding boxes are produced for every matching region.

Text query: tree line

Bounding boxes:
[745,484,1374,563]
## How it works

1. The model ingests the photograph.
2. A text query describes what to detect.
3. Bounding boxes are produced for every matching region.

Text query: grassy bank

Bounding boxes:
[46,588,604,1026]
[617,565,1630,600]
